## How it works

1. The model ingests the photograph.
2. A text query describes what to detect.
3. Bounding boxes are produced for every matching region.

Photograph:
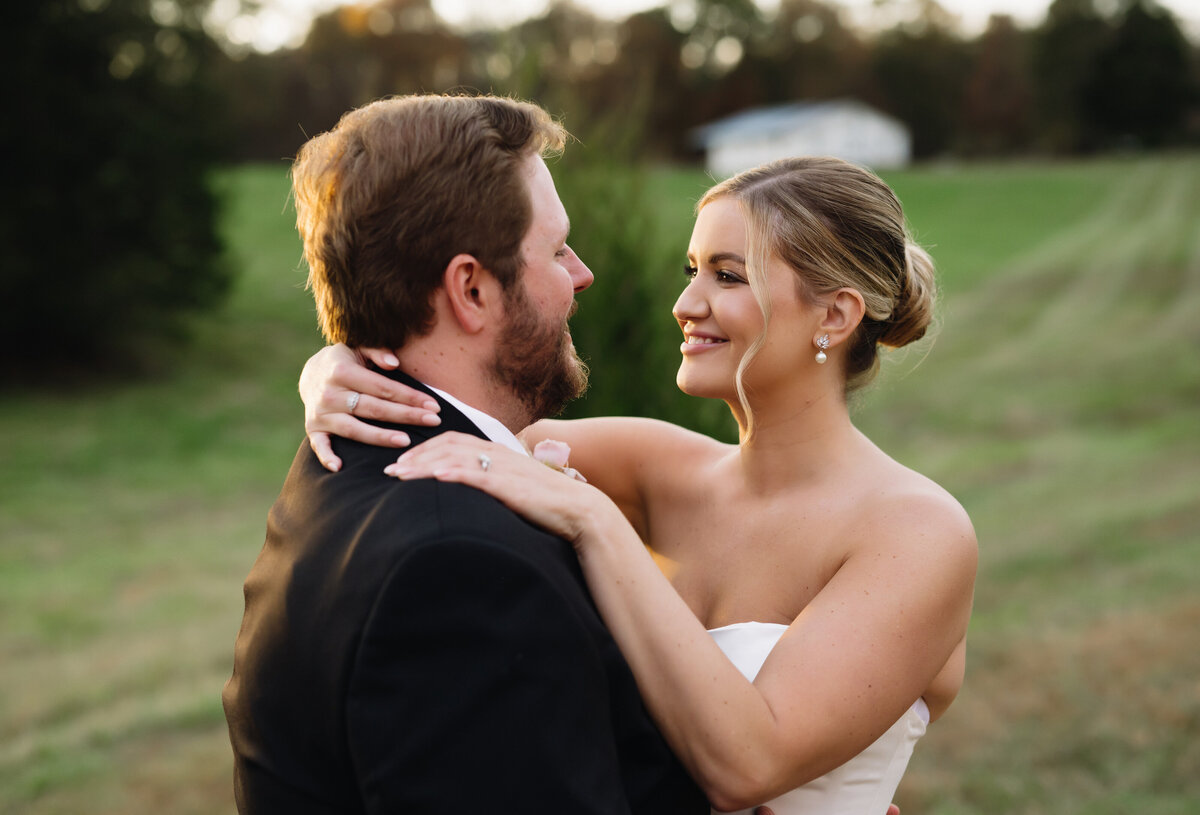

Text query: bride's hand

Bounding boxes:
[384,432,605,546]
[300,344,442,472]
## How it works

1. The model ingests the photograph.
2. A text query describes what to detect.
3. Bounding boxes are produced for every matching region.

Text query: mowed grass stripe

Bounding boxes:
[1026,159,1198,344]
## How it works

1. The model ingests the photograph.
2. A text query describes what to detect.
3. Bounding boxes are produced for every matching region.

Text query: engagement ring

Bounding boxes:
[478,453,491,472]
[346,391,360,413]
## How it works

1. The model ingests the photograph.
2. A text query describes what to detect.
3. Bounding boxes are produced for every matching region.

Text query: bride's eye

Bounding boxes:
[683,264,698,279]
[715,270,745,284]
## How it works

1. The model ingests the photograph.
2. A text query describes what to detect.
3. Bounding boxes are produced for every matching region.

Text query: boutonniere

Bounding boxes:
[532,439,588,483]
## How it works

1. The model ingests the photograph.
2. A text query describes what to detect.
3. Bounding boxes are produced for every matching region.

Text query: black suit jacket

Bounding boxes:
[222,371,707,814]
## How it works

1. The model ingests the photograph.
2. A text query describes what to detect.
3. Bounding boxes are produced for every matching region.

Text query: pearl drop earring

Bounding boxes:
[815,334,830,364]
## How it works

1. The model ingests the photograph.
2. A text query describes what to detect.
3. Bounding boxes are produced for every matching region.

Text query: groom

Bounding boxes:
[221,95,708,812]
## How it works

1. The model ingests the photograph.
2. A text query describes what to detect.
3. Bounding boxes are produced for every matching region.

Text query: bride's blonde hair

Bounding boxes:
[698,157,937,427]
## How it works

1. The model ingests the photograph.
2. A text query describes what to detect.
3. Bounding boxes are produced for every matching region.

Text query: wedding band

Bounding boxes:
[478,453,491,472]
[346,391,360,414]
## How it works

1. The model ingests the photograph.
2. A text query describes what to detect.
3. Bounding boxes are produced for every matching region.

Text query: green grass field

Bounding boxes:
[2,155,1197,814]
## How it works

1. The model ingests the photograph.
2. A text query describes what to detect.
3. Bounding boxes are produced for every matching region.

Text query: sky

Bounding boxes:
[221,0,1200,53]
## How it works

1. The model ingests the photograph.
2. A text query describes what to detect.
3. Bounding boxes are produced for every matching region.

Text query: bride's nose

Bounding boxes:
[672,278,710,325]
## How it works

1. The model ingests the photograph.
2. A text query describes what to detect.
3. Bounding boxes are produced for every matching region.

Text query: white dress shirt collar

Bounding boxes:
[425,384,529,456]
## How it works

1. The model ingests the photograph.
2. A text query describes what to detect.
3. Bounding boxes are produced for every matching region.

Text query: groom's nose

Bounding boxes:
[564,244,594,293]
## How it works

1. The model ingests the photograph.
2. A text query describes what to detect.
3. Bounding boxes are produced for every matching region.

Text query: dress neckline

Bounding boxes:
[706,620,789,634]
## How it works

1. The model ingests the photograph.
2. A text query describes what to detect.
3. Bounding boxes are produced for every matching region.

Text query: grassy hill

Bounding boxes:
[1,155,1196,813]
[872,157,1200,814]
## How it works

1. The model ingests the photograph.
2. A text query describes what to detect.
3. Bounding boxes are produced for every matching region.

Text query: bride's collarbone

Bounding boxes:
[649,485,854,548]
[655,523,844,624]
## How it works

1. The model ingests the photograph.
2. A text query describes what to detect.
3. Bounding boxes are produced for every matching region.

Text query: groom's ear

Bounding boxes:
[442,254,502,335]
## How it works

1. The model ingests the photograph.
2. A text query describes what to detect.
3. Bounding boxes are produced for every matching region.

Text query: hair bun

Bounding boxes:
[880,242,937,348]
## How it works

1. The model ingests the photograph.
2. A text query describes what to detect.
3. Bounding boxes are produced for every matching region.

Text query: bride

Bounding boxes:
[300,157,977,815]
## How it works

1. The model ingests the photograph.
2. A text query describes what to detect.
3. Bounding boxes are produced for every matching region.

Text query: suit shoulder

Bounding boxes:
[355,483,598,653]
[372,477,563,547]
[355,478,580,587]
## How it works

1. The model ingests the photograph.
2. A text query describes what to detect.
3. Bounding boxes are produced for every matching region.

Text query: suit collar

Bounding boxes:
[368,368,484,444]
[423,383,527,455]
[372,369,526,454]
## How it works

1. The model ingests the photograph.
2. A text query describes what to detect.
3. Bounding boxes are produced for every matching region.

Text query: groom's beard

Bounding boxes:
[490,284,588,423]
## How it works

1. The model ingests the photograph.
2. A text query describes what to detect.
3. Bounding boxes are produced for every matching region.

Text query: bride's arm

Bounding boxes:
[388,433,976,811]
[299,345,715,536]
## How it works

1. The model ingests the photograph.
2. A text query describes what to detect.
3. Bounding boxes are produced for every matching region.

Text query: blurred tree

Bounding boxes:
[213,0,482,163]
[1081,0,1196,147]
[0,0,231,376]
[176,0,1198,173]
[576,7,691,158]
[670,0,768,127]
[211,48,312,162]
[553,133,735,439]
[868,21,972,157]
[961,15,1035,155]
[1192,34,1200,143]
[758,0,870,103]
[495,2,613,113]
[1032,0,1113,151]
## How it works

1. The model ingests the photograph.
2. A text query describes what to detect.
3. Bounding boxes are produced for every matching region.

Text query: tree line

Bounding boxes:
[5,0,1197,375]
[216,0,1200,163]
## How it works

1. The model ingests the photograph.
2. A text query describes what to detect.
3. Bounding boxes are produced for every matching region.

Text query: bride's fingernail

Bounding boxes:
[383,353,399,366]
[392,433,411,446]
[423,400,440,412]
[422,413,441,426]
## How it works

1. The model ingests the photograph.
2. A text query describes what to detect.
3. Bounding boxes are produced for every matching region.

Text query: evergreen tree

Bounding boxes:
[961,15,1035,155]
[869,23,973,158]
[1032,0,1113,151]
[1,0,230,375]
[1082,0,1195,147]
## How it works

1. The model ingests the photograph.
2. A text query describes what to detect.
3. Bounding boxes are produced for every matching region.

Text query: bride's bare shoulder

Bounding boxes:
[522,417,730,517]
[853,455,977,563]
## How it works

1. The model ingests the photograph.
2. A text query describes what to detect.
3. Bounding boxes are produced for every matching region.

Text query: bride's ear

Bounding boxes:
[442,254,502,335]
[817,288,866,348]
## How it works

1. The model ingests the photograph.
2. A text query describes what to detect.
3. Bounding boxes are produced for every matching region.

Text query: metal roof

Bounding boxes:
[691,99,904,148]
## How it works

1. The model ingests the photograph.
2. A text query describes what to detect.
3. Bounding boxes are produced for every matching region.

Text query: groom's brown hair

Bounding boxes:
[293,94,567,348]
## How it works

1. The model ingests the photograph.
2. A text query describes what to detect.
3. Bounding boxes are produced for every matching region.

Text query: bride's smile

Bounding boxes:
[680,331,728,351]
[674,198,764,399]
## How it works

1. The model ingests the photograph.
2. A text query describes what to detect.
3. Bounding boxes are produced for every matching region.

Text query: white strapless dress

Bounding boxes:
[707,622,928,815]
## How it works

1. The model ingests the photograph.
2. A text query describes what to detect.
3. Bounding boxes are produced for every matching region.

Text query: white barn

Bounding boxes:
[692,100,912,177]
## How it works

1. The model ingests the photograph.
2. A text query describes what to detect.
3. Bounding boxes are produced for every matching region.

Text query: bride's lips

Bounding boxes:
[679,331,728,355]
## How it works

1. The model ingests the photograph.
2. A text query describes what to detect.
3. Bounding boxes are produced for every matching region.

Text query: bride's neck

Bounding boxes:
[731,386,860,488]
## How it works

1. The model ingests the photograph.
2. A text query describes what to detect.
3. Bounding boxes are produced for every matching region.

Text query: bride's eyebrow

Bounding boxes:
[707,252,746,266]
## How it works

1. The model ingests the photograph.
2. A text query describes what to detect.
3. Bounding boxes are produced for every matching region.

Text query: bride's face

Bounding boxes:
[673,198,817,401]
[676,198,816,400]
